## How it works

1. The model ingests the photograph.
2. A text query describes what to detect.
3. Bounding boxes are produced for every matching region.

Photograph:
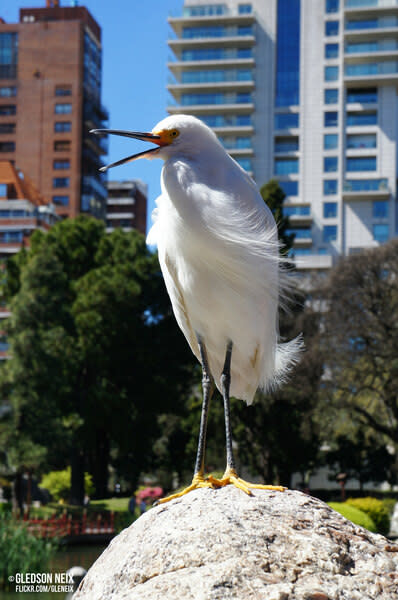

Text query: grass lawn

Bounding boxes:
[89,497,130,512]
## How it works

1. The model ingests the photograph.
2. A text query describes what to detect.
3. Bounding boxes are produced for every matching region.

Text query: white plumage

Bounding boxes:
[146,114,301,404]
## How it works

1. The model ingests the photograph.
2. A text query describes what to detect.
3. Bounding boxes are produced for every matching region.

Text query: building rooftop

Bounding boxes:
[0,161,48,206]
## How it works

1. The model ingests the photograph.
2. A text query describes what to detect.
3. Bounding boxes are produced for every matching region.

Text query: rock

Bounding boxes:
[74,487,398,600]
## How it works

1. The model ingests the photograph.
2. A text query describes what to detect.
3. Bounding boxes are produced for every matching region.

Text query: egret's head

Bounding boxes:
[91,115,220,172]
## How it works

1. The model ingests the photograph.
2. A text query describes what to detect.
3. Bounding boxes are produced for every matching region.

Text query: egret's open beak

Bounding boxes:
[90,129,166,172]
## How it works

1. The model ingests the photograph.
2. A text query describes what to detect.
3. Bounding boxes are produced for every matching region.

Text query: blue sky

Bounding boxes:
[1,0,184,234]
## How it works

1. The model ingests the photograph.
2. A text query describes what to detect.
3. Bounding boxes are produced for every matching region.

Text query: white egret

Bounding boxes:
[91,115,302,502]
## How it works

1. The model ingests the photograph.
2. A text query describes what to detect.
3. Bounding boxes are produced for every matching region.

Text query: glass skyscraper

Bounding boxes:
[167,0,398,270]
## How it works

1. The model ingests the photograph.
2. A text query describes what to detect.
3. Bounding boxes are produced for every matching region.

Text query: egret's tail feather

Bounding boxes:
[261,334,304,394]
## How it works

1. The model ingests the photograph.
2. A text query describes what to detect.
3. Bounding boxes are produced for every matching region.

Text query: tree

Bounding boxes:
[260,179,295,255]
[0,217,193,504]
[321,239,398,480]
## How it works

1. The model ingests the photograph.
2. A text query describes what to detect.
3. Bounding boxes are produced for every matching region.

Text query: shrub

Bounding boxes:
[346,497,390,536]
[328,502,377,533]
[0,515,57,589]
[381,497,397,517]
[39,467,95,502]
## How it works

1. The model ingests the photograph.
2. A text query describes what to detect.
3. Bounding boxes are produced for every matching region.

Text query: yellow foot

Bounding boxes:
[156,473,215,504]
[208,468,286,496]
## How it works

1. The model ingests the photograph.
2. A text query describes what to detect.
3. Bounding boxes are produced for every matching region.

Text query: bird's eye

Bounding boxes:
[170,129,179,138]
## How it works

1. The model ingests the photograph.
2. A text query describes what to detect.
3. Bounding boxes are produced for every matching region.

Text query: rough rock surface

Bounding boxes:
[75,487,398,600]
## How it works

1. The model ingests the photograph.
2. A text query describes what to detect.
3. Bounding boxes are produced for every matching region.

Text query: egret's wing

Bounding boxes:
[161,250,199,360]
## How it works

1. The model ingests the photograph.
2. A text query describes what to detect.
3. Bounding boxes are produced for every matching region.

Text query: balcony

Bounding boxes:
[345,0,398,15]
[168,13,255,35]
[168,80,254,95]
[168,57,255,74]
[294,254,333,270]
[344,60,398,84]
[167,102,254,115]
[168,35,255,50]
[342,177,389,198]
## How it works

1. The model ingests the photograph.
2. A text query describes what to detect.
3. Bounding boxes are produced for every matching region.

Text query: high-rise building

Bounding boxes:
[106,180,147,236]
[0,0,108,220]
[168,0,397,270]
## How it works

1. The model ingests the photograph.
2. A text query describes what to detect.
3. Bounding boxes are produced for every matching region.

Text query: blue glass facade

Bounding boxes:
[279,180,299,196]
[275,0,301,107]
[274,113,299,129]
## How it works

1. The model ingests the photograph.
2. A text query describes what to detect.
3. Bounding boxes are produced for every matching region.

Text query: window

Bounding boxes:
[54,141,71,152]
[239,4,252,13]
[274,137,299,152]
[0,231,23,243]
[324,111,338,127]
[346,18,378,30]
[274,113,299,129]
[0,86,16,97]
[325,89,338,104]
[55,103,72,114]
[238,26,253,36]
[182,70,253,83]
[324,134,338,149]
[373,224,389,243]
[373,200,388,219]
[0,123,15,134]
[284,205,310,216]
[324,179,337,194]
[236,157,252,171]
[325,66,339,81]
[345,41,379,54]
[323,202,337,218]
[53,177,70,188]
[346,157,376,171]
[275,0,301,107]
[0,32,18,79]
[326,0,339,12]
[0,184,6,197]
[323,225,337,242]
[275,158,299,175]
[0,141,15,152]
[279,180,298,196]
[0,105,16,116]
[286,228,311,239]
[325,21,339,36]
[347,111,377,126]
[344,178,387,192]
[184,4,225,16]
[53,160,70,170]
[54,121,71,133]
[324,156,338,172]
[53,195,69,206]
[325,43,339,59]
[346,88,377,104]
[346,133,376,149]
[55,86,72,96]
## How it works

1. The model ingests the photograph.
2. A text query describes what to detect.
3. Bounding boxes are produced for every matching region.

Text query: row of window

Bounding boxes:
[346,16,398,31]
[274,109,377,130]
[181,26,253,39]
[181,92,252,105]
[0,122,71,134]
[219,136,252,149]
[1,103,73,116]
[275,156,377,175]
[325,88,378,105]
[346,62,398,77]
[180,69,253,83]
[289,224,389,245]
[181,48,253,61]
[182,4,252,17]
[201,114,252,127]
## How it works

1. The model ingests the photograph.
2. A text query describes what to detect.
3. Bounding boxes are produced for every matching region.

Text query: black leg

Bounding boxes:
[220,340,236,472]
[194,336,214,477]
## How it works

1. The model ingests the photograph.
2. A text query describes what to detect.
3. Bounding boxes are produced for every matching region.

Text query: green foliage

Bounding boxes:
[40,467,94,502]
[0,515,57,589]
[382,497,397,517]
[328,502,377,533]
[346,497,390,536]
[0,216,193,503]
[260,179,294,254]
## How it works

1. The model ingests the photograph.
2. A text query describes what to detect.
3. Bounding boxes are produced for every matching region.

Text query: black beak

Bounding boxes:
[90,129,162,172]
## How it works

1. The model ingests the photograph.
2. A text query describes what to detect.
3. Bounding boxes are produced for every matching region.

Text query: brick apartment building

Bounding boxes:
[0,0,108,220]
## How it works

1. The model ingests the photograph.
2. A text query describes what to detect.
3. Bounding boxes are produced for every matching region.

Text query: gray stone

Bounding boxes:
[74,487,398,600]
